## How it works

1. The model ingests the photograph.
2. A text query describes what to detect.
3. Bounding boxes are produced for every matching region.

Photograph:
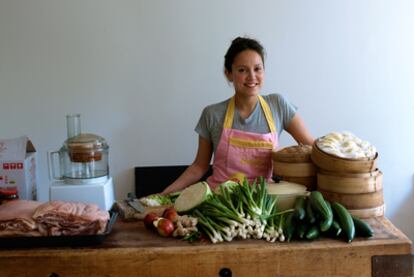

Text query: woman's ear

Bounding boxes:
[224,69,233,82]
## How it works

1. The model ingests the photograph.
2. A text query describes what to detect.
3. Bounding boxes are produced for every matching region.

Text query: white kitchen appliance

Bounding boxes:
[48,114,115,210]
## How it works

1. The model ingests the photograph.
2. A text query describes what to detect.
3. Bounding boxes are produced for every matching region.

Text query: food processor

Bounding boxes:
[48,114,115,210]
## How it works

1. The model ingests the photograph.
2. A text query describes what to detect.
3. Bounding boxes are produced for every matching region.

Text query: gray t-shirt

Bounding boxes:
[195,93,297,152]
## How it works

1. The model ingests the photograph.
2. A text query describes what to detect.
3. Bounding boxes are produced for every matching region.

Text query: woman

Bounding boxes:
[162,37,314,194]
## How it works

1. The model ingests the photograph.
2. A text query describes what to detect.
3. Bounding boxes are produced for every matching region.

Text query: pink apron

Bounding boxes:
[207,95,278,189]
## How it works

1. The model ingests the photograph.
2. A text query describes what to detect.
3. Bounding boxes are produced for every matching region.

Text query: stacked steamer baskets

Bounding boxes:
[311,131,383,218]
[272,145,317,191]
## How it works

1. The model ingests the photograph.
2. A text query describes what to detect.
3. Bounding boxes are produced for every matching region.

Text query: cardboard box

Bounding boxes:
[0,136,37,200]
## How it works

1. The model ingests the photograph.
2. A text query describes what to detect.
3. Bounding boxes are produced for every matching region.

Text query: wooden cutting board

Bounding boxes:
[113,200,172,221]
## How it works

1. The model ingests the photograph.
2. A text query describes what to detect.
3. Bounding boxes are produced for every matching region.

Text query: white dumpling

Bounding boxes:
[353,137,363,145]
[341,140,358,149]
[327,132,343,141]
[343,147,355,154]
[365,145,376,158]
[318,131,377,159]
[360,140,370,150]
[342,131,355,139]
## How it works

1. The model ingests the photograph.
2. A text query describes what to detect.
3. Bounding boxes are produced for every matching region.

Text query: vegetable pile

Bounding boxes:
[144,208,200,242]
[289,191,374,242]
[188,178,290,243]
[143,177,374,244]
[172,178,373,244]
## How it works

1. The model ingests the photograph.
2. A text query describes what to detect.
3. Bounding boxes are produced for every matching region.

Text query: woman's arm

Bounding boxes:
[286,113,315,145]
[161,136,213,194]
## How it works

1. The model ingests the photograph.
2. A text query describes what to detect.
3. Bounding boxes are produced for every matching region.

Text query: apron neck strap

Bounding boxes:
[223,97,235,129]
[258,96,276,133]
[223,96,276,133]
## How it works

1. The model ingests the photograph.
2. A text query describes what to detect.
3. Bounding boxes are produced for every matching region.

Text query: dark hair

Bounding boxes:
[224,37,266,72]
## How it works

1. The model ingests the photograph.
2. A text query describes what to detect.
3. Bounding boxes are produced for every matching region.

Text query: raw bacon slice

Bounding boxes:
[33,201,110,236]
[0,200,43,237]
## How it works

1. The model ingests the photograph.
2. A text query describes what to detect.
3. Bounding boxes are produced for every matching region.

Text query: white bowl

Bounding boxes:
[267,181,309,211]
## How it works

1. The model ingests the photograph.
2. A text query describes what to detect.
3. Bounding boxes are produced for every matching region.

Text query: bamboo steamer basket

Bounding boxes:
[317,169,384,218]
[272,145,317,191]
[273,161,317,177]
[317,169,383,194]
[311,142,378,173]
[319,189,384,209]
[348,204,385,219]
[272,145,313,163]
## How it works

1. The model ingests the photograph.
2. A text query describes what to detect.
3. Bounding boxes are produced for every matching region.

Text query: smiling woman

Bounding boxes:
[160,36,314,195]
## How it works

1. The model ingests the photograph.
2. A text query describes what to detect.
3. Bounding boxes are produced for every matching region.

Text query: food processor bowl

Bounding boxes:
[48,114,109,183]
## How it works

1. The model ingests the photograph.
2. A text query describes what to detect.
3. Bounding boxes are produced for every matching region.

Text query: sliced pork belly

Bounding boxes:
[33,201,110,236]
[0,200,43,237]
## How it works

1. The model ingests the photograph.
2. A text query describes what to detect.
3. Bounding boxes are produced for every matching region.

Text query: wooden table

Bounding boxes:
[0,217,411,277]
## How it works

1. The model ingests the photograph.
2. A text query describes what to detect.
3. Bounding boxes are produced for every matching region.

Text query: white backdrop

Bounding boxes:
[1,1,413,245]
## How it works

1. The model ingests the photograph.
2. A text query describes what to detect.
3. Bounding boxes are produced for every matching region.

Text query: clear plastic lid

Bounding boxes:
[65,133,108,162]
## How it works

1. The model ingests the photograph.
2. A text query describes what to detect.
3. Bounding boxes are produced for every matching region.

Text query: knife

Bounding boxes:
[126,192,146,213]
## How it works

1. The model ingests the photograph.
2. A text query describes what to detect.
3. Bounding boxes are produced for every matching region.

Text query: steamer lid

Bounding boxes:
[272,145,312,162]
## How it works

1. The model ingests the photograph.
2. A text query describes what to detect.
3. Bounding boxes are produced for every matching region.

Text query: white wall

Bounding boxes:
[1,1,413,243]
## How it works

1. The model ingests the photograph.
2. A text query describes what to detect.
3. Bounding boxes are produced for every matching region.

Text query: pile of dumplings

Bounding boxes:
[316,131,376,159]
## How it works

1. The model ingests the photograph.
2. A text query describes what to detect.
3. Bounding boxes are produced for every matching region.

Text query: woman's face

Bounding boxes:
[226,50,265,98]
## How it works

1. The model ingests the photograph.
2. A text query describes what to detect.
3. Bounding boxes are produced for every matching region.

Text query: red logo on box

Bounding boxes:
[2,163,23,170]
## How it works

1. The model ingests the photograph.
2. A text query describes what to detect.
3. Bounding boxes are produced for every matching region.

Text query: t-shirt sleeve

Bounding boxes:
[267,93,298,135]
[194,107,211,141]
[279,94,298,129]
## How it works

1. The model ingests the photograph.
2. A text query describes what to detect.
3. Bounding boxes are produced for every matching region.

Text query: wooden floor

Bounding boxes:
[0,216,411,277]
